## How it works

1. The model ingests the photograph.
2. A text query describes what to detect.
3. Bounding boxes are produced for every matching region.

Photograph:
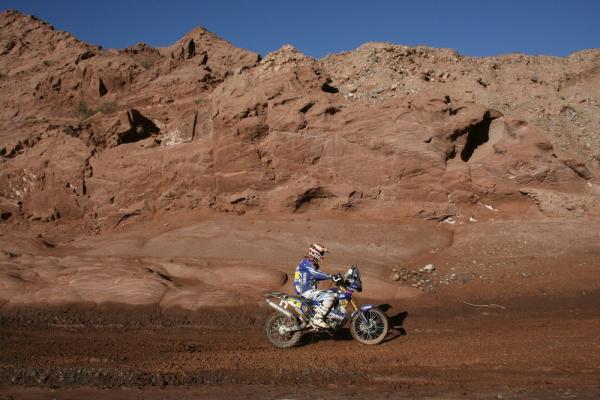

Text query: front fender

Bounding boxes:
[351,304,376,322]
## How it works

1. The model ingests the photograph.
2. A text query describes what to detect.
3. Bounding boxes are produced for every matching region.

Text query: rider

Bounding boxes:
[293,243,340,328]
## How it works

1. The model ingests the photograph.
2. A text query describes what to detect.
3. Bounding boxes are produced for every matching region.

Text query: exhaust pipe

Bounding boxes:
[266,299,293,318]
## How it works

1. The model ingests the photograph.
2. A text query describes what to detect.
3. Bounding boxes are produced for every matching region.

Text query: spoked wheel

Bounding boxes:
[265,313,302,349]
[350,308,389,345]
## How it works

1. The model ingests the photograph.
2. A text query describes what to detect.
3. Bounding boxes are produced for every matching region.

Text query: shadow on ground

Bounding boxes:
[379,303,408,342]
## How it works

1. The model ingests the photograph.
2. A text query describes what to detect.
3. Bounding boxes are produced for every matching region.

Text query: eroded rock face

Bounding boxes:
[0,133,92,222]
[0,10,598,231]
[117,109,160,144]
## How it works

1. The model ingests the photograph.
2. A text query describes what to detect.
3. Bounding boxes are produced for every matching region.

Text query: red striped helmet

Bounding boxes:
[307,243,328,262]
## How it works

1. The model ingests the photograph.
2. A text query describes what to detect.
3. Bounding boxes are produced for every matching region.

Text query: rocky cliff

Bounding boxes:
[1,10,599,232]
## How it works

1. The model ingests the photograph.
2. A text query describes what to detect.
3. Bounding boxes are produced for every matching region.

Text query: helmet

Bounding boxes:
[307,243,328,262]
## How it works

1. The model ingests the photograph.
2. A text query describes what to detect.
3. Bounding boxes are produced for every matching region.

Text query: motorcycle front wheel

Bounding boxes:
[350,308,389,345]
[265,313,302,349]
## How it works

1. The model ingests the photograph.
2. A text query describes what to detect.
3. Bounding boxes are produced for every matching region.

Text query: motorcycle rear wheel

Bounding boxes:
[265,313,302,349]
[350,308,389,345]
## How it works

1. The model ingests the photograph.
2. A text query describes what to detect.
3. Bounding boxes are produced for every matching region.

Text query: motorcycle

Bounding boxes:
[264,266,389,348]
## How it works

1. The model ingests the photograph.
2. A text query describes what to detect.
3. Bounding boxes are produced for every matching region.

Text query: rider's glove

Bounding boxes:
[332,273,343,284]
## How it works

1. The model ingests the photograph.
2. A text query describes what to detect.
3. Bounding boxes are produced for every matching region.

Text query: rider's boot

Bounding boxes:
[311,307,330,328]
[311,296,334,328]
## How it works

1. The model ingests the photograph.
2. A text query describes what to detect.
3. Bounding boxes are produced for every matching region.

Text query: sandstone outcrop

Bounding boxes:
[1,10,598,232]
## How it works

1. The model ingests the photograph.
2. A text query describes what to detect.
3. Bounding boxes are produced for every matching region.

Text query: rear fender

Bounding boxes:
[269,297,310,322]
[266,291,288,299]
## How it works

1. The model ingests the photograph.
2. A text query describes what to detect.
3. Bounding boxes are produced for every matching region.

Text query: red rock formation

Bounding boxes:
[0,10,598,231]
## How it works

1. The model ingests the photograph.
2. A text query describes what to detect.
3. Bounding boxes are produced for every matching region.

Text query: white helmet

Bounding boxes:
[307,243,328,262]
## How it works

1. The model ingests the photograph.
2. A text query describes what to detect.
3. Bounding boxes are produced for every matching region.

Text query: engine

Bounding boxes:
[326,306,348,329]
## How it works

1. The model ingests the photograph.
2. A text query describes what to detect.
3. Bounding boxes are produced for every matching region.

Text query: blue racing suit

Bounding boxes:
[294,258,331,294]
[293,258,335,318]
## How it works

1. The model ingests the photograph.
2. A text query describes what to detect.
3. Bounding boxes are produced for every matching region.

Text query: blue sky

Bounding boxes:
[1,0,599,58]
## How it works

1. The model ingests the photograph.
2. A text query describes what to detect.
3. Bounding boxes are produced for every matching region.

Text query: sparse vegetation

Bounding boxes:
[42,60,51,67]
[140,59,155,70]
[75,100,120,119]
[75,101,96,119]
[194,97,205,105]
[98,100,119,114]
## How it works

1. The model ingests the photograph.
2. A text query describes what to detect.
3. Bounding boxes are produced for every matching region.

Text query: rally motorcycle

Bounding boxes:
[265,266,389,348]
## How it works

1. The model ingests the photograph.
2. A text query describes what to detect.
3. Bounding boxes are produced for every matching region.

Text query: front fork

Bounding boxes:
[350,299,370,324]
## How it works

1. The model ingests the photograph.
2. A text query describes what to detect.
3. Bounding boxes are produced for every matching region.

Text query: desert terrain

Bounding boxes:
[1,9,599,399]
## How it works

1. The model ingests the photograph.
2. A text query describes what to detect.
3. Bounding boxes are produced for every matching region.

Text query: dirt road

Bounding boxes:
[1,216,600,398]
[1,292,599,399]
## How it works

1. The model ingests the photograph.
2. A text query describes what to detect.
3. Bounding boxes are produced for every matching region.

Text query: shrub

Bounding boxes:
[75,102,95,119]
[140,59,154,70]
[99,101,119,114]
[75,100,120,119]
